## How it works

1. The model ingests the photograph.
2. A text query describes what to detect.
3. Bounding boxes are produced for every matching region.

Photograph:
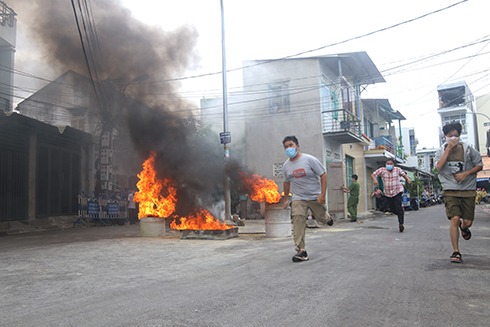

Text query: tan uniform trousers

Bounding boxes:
[291,200,329,250]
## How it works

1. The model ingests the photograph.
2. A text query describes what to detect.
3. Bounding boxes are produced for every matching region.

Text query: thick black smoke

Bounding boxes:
[127,106,236,216]
[14,0,249,216]
[14,0,199,110]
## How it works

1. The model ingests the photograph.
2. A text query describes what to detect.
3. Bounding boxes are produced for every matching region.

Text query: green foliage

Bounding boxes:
[405,176,424,197]
[432,168,442,190]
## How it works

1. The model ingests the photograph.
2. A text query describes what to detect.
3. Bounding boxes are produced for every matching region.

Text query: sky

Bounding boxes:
[13,0,490,149]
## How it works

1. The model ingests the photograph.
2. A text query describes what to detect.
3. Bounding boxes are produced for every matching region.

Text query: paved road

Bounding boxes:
[1,205,490,327]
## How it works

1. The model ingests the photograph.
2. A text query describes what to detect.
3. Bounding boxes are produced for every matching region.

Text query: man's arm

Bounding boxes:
[402,174,412,184]
[282,182,291,209]
[371,172,379,186]
[436,139,459,170]
[317,173,327,204]
[454,165,483,182]
[453,146,483,182]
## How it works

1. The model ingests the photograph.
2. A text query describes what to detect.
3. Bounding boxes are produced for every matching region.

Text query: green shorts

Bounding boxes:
[444,196,476,221]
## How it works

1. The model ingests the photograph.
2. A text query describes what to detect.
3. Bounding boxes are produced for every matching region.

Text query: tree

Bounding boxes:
[405,176,424,197]
[432,168,442,191]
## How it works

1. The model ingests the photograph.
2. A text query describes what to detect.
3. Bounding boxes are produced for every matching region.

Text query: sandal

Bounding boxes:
[459,221,472,240]
[450,251,462,263]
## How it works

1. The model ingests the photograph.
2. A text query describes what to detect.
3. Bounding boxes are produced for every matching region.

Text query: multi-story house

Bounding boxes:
[237,52,385,218]
[395,127,418,167]
[437,81,478,150]
[474,93,490,188]
[349,99,406,211]
[475,93,490,155]
[0,1,16,111]
[16,70,147,192]
[416,148,437,174]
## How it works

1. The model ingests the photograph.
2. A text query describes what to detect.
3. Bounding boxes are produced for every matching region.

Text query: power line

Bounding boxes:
[139,0,471,86]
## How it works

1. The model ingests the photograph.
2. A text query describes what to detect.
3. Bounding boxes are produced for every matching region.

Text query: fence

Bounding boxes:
[321,108,362,138]
[74,191,129,227]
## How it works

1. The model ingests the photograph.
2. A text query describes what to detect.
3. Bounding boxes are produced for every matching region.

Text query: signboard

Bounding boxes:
[107,202,119,216]
[87,201,99,215]
[219,132,231,144]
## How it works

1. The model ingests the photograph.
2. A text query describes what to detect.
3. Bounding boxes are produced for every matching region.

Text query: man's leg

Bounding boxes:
[347,196,356,221]
[291,201,308,252]
[445,196,466,262]
[353,196,359,220]
[128,208,134,223]
[449,215,461,254]
[308,201,331,225]
[392,192,404,225]
[460,196,475,240]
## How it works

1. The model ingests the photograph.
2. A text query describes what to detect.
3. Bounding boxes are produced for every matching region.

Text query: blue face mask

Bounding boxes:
[386,165,393,171]
[285,147,297,158]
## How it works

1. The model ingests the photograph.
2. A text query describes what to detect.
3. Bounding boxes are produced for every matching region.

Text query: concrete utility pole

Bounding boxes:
[221,0,231,221]
[97,75,149,194]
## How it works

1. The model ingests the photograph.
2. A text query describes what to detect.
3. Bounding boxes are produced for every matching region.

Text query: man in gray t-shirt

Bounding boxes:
[282,136,332,262]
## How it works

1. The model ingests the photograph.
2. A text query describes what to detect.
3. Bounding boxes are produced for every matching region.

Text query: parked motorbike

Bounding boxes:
[410,197,420,210]
[428,196,438,206]
[420,196,431,207]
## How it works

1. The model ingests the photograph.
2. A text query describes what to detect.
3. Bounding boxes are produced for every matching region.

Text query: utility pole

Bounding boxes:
[220,0,231,221]
[97,75,149,194]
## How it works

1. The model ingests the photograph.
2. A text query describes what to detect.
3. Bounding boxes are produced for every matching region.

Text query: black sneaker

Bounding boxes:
[327,218,333,226]
[292,250,309,262]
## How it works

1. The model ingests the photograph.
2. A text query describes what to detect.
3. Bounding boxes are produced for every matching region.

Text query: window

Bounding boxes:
[268,83,290,114]
[321,84,331,112]
[363,119,375,139]
[342,80,357,116]
[345,156,354,188]
[409,134,417,155]
[273,163,284,177]
[443,115,466,134]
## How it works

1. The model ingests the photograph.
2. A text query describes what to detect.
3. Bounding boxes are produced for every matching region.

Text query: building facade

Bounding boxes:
[475,93,490,155]
[437,81,478,150]
[350,99,406,211]
[238,52,385,218]
[0,1,16,111]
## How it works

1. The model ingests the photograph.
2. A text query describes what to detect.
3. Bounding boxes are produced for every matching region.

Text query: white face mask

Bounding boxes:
[447,136,459,142]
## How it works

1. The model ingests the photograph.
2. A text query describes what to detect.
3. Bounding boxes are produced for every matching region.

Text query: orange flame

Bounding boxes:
[134,151,177,218]
[134,151,232,230]
[239,172,281,204]
[171,208,233,230]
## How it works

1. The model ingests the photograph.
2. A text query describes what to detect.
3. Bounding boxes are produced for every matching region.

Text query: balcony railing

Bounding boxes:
[372,136,405,161]
[0,1,16,27]
[321,109,362,139]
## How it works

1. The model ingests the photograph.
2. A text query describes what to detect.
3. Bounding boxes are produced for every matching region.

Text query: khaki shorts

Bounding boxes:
[444,196,475,221]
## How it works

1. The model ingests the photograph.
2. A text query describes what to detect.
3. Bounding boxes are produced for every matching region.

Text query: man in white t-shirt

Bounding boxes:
[127,188,138,224]
[282,136,333,262]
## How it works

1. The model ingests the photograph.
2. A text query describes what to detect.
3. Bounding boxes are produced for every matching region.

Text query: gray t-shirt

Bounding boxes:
[435,141,482,191]
[282,153,326,201]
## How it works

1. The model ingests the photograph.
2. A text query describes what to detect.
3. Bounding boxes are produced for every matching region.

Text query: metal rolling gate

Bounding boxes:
[74,191,129,227]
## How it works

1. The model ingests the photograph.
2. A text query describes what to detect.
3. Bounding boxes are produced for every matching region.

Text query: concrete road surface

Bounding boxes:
[1,205,490,327]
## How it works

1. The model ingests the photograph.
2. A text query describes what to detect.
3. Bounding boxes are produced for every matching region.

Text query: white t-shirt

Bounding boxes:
[127,192,136,209]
